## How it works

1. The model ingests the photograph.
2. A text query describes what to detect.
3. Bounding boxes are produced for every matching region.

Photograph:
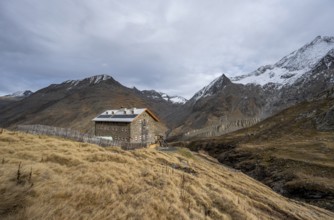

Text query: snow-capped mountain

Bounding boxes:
[5,90,33,98]
[59,75,188,104]
[141,90,187,104]
[231,36,334,86]
[173,36,334,135]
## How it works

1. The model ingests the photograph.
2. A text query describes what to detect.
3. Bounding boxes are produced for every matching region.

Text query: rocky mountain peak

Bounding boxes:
[231,36,334,87]
[275,35,334,71]
[191,74,232,101]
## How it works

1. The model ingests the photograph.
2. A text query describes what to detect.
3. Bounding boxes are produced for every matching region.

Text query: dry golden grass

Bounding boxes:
[0,130,333,220]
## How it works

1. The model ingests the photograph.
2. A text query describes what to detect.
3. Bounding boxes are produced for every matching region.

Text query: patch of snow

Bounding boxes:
[161,93,169,101]
[63,74,112,89]
[150,95,160,99]
[64,80,80,87]
[277,36,334,70]
[234,67,306,87]
[169,96,187,104]
[9,91,26,97]
[89,74,112,84]
[142,90,187,104]
[5,90,33,97]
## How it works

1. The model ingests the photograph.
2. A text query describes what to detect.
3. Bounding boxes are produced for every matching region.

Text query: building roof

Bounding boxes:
[92,108,159,123]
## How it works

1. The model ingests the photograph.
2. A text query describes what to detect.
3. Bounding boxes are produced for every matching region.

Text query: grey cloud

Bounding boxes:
[1,0,334,98]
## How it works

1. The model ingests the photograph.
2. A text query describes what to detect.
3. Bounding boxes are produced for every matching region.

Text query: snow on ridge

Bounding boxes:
[161,93,169,101]
[5,90,33,97]
[231,36,334,87]
[193,74,227,101]
[63,74,112,87]
[88,74,112,84]
[64,80,80,86]
[169,96,187,104]
[142,90,187,104]
[276,36,334,71]
[193,77,220,101]
[9,91,26,97]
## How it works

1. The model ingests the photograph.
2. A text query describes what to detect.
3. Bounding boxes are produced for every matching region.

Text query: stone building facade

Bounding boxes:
[93,108,166,144]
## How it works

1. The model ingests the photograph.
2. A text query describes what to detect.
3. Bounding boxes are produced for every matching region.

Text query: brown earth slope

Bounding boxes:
[0,75,179,133]
[1,130,333,219]
[186,88,334,211]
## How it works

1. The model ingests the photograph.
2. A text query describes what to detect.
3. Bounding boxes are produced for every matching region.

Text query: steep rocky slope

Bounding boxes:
[1,130,333,219]
[169,75,265,134]
[185,87,334,211]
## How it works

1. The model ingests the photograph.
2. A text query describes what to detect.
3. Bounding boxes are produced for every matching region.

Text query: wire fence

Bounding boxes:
[16,124,147,150]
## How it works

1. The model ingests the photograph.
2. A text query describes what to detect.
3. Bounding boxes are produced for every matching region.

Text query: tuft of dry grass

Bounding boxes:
[0,130,333,220]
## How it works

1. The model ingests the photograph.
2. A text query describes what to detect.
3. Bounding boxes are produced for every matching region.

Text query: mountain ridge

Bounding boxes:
[0,74,185,131]
[169,36,334,137]
[5,90,33,98]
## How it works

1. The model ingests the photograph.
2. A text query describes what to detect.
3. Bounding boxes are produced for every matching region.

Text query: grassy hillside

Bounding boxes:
[186,92,334,211]
[1,130,333,219]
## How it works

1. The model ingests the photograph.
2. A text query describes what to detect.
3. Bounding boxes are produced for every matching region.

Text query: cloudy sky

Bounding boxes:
[1,0,334,98]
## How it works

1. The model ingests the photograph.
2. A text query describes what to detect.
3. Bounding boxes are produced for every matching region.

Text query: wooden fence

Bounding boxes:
[16,124,146,150]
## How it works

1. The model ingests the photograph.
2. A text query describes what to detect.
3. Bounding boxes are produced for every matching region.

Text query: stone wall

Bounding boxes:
[130,111,164,144]
[95,121,130,142]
